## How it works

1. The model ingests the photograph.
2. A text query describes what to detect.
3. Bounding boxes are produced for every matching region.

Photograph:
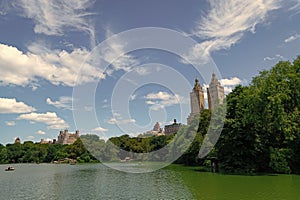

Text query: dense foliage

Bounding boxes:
[0,139,98,164]
[216,56,300,174]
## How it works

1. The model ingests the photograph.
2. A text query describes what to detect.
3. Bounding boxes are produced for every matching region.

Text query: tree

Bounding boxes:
[216,56,300,174]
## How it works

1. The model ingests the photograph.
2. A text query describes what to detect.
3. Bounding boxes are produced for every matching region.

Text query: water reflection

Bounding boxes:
[1,164,299,199]
[0,164,193,199]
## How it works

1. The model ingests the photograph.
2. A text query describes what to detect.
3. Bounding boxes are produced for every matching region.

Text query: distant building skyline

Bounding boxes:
[11,75,224,143]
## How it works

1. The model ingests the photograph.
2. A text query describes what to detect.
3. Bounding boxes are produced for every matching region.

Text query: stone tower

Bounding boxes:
[187,78,205,124]
[207,73,224,110]
[153,122,160,132]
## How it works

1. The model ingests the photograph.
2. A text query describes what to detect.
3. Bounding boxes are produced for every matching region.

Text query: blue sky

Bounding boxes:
[1,0,300,144]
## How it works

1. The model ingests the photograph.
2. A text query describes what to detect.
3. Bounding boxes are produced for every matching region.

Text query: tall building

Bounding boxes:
[153,122,161,132]
[207,73,225,110]
[57,129,80,145]
[187,78,205,124]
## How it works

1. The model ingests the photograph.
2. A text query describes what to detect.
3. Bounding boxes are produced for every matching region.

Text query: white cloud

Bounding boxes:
[145,91,186,110]
[182,35,242,64]
[0,98,36,114]
[194,0,280,39]
[14,0,96,47]
[101,28,139,75]
[220,77,242,86]
[146,100,156,105]
[184,0,280,63]
[284,34,300,43]
[263,54,283,61]
[46,96,73,110]
[224,87,235,94]
[0,28,139,88]
[264,56,275,61]
[135,67,151,76]
[146,91,173,100]
[5,121,16,126]
[206,77,242,95]
[107,118,136,125]
[17,112,69,130]
[219,77,243,94]
[37,130,46,135]
[92,126,108,132]
[133,66,161,76]
[107,112,136,125]
[0,43,105,87]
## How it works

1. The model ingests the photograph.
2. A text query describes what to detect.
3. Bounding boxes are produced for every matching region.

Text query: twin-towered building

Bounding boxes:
[165,73,225,133]
[187,73,224,124]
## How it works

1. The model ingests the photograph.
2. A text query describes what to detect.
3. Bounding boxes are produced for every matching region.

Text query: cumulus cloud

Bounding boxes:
[205,77,242,94]
[184,0,280,63]
[17,112,69,130]
[5,121,16,126]
[13,0,96,47]
[219,77,243,94]
[0,98,36,114]
[145,91,186,111]
[92,126,108,132]
[220,77,242,86]
[37,130,46,135]
[0,27,140,88]
[46,96,73,110]
[0,43,105,87]
[284,34,300,43]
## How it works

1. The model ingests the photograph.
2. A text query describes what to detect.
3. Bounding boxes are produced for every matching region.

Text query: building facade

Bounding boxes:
[57,129,80,145]
[207,73,225,110]
[187,78,205,124]
[164,119,182,135]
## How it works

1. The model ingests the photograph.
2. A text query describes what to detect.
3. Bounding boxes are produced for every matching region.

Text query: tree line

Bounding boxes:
[0,138,98,164]
[0,56,299,174]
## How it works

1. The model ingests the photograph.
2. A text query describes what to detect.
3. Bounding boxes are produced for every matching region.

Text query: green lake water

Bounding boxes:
[0,163,299,199]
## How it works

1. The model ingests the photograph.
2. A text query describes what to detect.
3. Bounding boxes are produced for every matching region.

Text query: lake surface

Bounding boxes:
[0,163,299,199]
